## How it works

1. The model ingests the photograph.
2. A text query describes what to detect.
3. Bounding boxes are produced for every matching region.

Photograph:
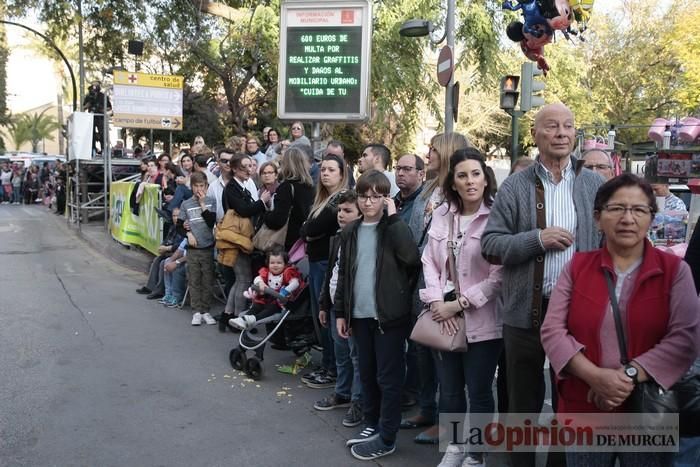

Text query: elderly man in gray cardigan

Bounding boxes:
[481,103,604,467]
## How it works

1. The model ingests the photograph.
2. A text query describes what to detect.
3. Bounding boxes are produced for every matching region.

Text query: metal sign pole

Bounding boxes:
[103,88,111,229]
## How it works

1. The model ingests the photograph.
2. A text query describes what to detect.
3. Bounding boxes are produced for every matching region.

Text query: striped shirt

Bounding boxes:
[536,158,577,297]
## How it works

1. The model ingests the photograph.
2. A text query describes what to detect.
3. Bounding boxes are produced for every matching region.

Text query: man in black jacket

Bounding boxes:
[335,170,420,461]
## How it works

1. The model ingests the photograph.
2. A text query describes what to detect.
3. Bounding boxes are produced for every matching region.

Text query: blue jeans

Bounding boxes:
[163,258,187,301]
[675,437,700,467]
[436,339,503,422]
[329,309,361,401]
[12,186,21,203]
[167,185,192,211]
[309,260,335,372]
[415,341,438,422]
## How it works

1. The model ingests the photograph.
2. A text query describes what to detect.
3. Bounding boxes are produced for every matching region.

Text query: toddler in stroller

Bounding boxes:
[229,246,302,331]
[228,246,313,379]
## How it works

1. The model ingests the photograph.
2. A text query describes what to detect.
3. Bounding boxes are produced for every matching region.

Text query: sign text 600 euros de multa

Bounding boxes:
[286,27,362,113]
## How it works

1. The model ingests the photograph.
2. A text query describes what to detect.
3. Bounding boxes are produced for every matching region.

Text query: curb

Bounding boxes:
[51,213,152,273]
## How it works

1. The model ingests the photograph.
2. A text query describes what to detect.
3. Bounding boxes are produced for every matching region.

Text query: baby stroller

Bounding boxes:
[228,280,314,380]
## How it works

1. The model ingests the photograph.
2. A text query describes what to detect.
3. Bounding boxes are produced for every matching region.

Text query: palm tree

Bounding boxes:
[9,109,60,152]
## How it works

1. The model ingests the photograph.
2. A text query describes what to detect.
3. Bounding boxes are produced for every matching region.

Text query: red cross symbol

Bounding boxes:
[128,74,138,83]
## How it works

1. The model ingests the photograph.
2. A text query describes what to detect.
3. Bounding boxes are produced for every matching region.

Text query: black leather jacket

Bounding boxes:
[334,213,420,329]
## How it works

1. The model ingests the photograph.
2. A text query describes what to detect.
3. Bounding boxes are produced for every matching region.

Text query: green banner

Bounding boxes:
[110,182,163,255]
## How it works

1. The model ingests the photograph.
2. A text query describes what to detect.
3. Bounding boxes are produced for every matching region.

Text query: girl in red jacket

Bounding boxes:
[229,246,302,330]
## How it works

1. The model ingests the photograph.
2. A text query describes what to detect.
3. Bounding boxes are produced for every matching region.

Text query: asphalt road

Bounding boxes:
[0,205,442,467]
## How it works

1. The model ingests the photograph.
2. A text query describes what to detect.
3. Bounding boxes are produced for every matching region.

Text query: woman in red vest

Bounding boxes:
[541,173,699,467]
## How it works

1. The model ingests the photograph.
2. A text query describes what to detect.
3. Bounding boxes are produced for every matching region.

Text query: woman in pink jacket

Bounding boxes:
[420,148,503,467]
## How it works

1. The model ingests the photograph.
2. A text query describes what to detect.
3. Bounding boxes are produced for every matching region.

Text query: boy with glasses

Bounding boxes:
[335,170,420,460]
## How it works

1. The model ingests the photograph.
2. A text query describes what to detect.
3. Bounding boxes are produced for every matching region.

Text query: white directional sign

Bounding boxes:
[112,71,184,130]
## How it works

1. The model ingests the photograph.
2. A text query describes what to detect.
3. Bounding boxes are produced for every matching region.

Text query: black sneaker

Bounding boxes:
[313,392,351,411]
[300,367,325,385]
[350,435,395,460]
[136,286,151,295]
[342,401,363,427]
[305,372,336,389]
[346,425,379,447]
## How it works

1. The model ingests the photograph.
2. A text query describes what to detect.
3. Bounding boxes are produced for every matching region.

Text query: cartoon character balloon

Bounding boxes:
[503,0,594,74]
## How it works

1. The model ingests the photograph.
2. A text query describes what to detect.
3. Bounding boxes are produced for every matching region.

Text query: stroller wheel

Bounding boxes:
[229,348,246,371]
[245,357,263,380]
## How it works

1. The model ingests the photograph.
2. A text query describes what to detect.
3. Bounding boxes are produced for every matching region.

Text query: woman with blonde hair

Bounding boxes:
[400,131,471,445]
[261,145,314,250]
[299,155,349,389]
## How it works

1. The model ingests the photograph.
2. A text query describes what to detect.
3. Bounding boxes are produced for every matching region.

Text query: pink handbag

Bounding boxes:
[288,238,306,263]
[409,212,467,352]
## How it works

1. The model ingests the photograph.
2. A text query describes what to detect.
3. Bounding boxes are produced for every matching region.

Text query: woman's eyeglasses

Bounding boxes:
[602,204,652,218]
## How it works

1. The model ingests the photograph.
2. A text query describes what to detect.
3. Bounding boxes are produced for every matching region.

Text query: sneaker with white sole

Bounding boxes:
[229,315,256,330]
[438,443,466,467]
[461,454,485,467]
[158,295,173,304]
[191,312,203,326]
[342,401,363,427]
[346,425,379,447]
[350,435,395,461]
[301,367,326,384]
[313,392,351,411]
[202,312,216,325]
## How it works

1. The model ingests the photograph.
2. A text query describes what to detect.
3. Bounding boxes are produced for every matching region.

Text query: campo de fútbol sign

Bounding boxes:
[278,0,372,122]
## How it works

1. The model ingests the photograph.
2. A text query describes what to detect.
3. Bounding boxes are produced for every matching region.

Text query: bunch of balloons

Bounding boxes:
[503,0,595,74]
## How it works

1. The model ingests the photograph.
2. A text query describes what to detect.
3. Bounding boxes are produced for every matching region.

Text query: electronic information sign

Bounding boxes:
[278,0,372,122]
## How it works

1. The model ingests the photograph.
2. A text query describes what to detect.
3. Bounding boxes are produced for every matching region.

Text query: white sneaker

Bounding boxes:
[191,312,203,326]
[229,315,256,330]
[438,444,465,467]
[461,454,484,467]
[202,312,216,325]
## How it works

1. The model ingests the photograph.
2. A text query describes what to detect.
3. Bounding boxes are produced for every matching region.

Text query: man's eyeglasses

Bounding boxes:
[394,165,417,173]
[220,158,232,163]
[602,204,652,218]
[358,194,385,204]
[291,126,302,130]
[261,170,276,176]
[584,164,611,171]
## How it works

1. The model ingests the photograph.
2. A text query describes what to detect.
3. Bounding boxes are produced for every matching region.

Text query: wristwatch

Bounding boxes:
[624,364,639,384]
[175,259,181,265]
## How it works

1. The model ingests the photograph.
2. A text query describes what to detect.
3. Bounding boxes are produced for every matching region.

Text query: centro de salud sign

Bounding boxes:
[112,71,184,131]
[277,0,372,122]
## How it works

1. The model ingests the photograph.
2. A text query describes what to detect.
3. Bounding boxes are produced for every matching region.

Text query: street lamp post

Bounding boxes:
[399,0,456,133]
[0,20,78,111]
[444,0,455,134]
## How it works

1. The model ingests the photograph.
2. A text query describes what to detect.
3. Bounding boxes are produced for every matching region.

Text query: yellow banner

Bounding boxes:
[110,182,163,255]
[113,71,184,89]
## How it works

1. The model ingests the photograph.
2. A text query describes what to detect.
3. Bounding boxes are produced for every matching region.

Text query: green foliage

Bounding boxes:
[9,110,60,152]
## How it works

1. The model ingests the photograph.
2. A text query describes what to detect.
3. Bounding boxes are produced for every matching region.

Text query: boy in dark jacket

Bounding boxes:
[314,190,363,427]
[334,170,420,461]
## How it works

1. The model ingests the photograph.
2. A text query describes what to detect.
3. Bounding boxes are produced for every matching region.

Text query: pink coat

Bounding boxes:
[419,202,503,343]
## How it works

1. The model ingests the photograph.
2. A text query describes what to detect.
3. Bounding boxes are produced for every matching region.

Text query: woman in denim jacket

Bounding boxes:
[419,148,503,467]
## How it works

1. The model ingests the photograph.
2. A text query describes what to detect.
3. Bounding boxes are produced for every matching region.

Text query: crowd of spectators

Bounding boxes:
[126,112,699,466]
[0,159,67,213]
